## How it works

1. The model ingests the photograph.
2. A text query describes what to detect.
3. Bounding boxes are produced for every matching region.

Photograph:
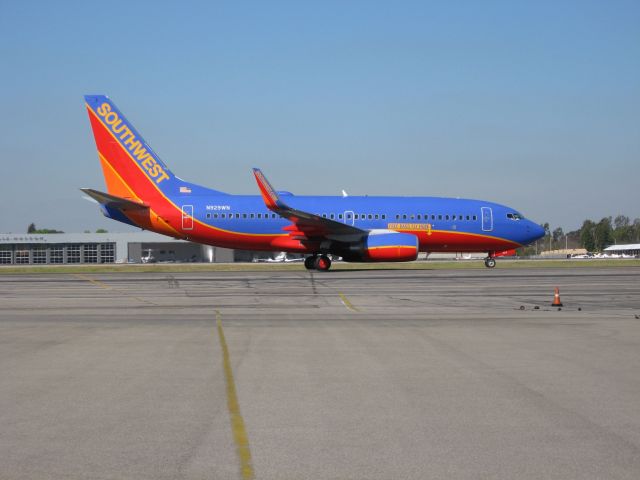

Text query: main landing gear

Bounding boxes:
[305,254,332,271]
[484,254,496,269]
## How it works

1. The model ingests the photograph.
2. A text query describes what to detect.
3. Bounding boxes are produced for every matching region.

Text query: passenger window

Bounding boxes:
[402,214,407,220]
[330,214,335,219]
[243,214,247,218]
[221,213,226,219]
[382,214,386,220]
[375,214,379,219]
[339,214,343,219]
[473,215,477,221]
[396,214,400,220]
[445,215,450,220]
[438,215,442,220]
[322,213,327,218]
[368,214,373,220]
[354,214,359,219]
[250,213,254,219]
[417,214,421,220]
[466,215,470,221]
[206,213,211,219]
[214,213,218,219]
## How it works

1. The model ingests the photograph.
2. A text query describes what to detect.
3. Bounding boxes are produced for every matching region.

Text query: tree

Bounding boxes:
[613,215,630,230]
[27,223,63,234]
[580,219,596,252]
[542,222,551,251]
[95,228,108,233]
[552,227,564,248]
[613,215,632,244]
[633,218,640,243]
[593,217,613,251]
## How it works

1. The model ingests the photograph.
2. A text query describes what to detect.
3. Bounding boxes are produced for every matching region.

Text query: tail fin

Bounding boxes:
[84,95,177,202]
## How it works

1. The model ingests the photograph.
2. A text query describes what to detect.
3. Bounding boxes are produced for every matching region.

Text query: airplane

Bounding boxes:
[262,252,305,263]
[81,95,545,271]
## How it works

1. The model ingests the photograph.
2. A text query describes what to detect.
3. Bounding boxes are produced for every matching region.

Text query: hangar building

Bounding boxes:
[603,244,640,257]
[0,232,234,265]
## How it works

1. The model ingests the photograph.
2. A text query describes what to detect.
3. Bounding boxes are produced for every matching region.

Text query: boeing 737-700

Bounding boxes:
[82,95,545,271]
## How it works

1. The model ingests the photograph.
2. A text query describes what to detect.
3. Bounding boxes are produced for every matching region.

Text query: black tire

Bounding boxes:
[485,258,496,268]
[314,254,332,271]
[304,256,316,270]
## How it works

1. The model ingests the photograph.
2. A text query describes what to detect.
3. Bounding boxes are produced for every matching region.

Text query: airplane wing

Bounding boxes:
[252,169,366,240]
[80,188,149,211]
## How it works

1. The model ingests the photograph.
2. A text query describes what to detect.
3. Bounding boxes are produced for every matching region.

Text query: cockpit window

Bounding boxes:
[507,212,524,220]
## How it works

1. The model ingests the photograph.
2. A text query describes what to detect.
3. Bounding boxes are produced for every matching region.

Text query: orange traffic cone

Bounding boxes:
[551,287,563,307]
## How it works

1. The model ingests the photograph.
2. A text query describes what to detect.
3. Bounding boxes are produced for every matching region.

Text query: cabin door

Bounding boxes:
[481,207,493,232]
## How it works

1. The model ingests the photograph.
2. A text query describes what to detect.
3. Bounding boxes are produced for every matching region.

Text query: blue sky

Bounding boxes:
[1,1,638,233]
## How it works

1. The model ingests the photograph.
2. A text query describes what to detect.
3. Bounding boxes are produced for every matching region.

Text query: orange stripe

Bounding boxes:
[396,228,522,247]
[87,105,521,248]
[97,151,182,237]
[87,105,284,239]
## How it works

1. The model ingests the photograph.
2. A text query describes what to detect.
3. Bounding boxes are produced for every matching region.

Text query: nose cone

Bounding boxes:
[523,221,545,245]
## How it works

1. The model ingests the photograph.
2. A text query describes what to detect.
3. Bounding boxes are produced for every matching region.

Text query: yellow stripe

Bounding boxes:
[98,150,141,201]
[98,152,182,237]
[338,292,358,312]
[215,311,254,479]
[88,105,520,247]
[73,273,110,289]
[433,228,522,245]
[88,105,283,238]
[398,227,522,246]
[72,273,157,305]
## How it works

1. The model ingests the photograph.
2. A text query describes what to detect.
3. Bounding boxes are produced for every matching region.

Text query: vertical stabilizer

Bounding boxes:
[84,95,176,202]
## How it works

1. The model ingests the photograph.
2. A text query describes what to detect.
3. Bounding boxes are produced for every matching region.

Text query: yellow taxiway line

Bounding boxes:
[215,310,254,480]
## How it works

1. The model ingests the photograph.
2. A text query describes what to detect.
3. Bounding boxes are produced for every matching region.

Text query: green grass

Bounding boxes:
[0,259,639,274]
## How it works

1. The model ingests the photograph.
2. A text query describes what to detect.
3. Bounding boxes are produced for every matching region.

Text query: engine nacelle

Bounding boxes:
[361,232,419,262]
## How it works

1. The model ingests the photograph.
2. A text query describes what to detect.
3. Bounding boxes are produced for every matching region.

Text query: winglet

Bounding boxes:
[252,168,286,210]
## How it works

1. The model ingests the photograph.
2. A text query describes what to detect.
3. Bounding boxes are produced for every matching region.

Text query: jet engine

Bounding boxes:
[340,232,419,262]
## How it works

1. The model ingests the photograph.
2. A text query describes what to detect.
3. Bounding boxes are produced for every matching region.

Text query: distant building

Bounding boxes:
[0,232,234,265]
[603,244,640,257]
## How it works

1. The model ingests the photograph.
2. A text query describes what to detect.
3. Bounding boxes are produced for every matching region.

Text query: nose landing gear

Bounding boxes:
[304,254,332,271]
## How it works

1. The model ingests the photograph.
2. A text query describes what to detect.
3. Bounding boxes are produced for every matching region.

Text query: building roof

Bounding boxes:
[0,232,188,244]
[604,244,640,251]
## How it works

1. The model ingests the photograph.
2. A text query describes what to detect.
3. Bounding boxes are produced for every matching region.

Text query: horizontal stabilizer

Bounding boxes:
[80,188,148,211]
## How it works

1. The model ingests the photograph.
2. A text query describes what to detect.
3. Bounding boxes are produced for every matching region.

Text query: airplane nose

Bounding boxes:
[526,222,545,243]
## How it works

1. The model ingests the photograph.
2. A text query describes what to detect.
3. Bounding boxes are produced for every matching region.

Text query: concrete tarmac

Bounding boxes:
[1,267,640,479]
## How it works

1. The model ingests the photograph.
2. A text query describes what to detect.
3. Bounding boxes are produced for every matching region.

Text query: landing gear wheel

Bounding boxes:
[484,257,496,268]
[304,256,317,270]
[314,254,332,271]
